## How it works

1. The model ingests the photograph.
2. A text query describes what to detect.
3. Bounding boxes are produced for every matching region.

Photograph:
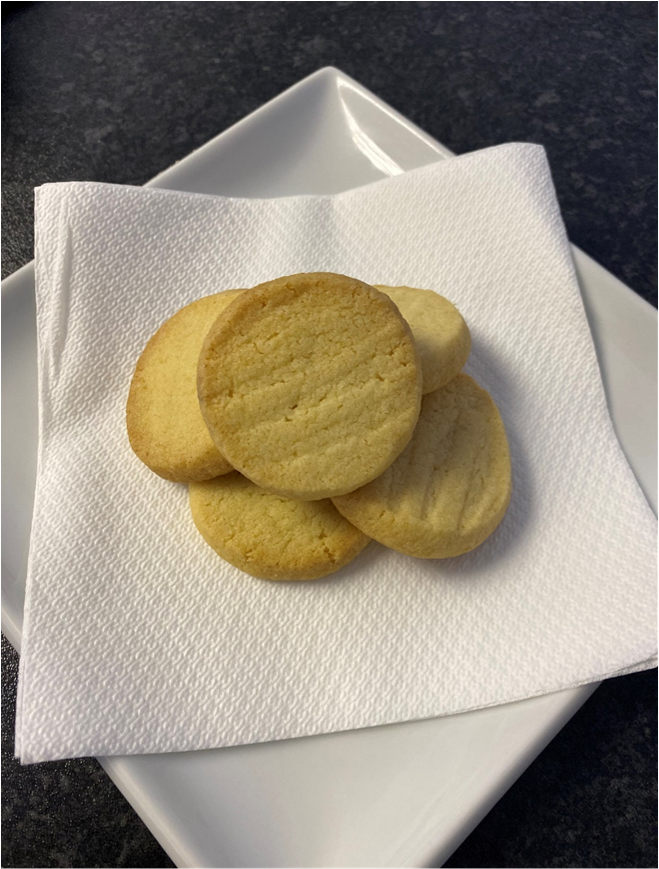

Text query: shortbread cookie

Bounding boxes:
[127,290,243,483]
[189,472,370,580]
[198,272,422,500]
[332,374,511,558]
[374,285,471,393]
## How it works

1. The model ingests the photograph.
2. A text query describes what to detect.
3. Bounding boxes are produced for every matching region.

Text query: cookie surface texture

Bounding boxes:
[332,374,512,558]
[189,473,370,581]
[374,285,471,394]
[198,272,422,500]
[126,290,243,483]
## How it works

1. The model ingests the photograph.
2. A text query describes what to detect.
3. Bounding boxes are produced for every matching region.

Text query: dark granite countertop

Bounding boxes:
[2,3,656,867]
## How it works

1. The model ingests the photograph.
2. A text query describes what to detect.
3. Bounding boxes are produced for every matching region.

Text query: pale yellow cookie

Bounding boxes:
[198,272,422,500]
[127,290,243,483]
[189,472,370,581]
[374,285,471,393]
[332,374,511,558]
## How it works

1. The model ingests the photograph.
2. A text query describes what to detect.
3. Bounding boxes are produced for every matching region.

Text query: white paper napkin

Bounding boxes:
[16,143,656,764]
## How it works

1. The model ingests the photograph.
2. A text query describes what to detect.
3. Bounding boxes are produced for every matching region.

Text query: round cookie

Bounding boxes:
[374,285,471,394]
[189,472,370,581]
[127,290,243,483]
[332,374,511,558]
[197,272,422,500]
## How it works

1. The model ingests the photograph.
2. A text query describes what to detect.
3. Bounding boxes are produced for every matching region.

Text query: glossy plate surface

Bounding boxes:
[2,67,656,867]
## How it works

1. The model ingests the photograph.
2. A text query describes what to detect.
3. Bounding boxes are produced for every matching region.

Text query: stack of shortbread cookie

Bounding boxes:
[127,272,511,580]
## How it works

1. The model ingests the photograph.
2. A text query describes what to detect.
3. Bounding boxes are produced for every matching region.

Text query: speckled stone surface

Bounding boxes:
[2,2,656,867]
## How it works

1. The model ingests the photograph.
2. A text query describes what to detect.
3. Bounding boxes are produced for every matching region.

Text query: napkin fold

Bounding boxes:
[17,143,656,764]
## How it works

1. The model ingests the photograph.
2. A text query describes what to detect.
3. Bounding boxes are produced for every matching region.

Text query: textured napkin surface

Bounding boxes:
[17,143,656,763]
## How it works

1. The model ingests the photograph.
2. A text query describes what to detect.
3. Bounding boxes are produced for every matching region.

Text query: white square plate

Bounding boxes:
[2,67,656,867]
